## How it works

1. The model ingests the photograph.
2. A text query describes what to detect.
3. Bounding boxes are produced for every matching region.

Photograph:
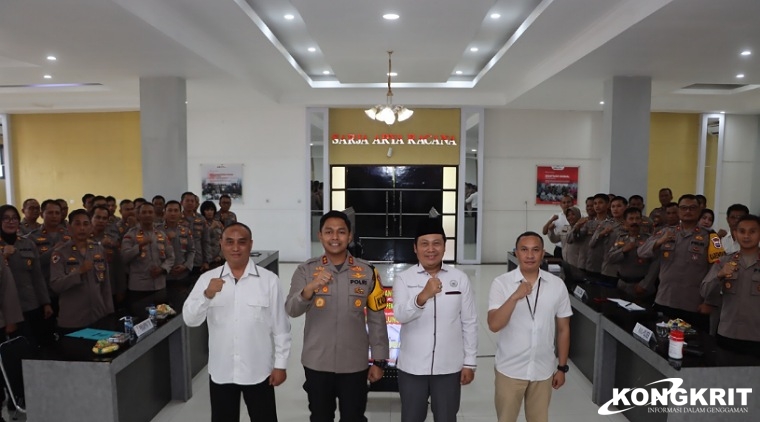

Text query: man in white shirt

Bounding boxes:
[487,231,572,422]
[393,219,478,422]
[542,194,573,258]
[720,204,749,254]
[183,223,291,422]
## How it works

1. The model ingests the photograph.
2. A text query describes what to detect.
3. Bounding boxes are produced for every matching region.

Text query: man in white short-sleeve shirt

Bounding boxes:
[487,231,572,422]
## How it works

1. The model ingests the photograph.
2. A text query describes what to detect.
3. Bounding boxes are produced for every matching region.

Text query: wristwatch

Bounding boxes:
[557,364,569,373]
[372,359,388,369]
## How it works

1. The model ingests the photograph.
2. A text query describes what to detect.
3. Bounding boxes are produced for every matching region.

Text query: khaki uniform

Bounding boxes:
[121,227,175,291]
[567,220,592,271]
[593,219,625,278]
[50,241,114,328]
[0,237,50,312]
[205,219,224,264]
[182,213,210,268]
[638,225,724,312]
[0,258,24,329]
[608,232,658,295]
[285,254,389,373]
[581,218,606,273]
[29,225,70,283]
[640,216,655,235]
[701,252,760,342]
[91,230,126,297]
[161,224,195,280]
[214,211,237,227]
[19,219,41,236]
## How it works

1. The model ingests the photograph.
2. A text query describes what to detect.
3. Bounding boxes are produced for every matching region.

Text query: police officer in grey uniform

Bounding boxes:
[593,196,627,287]
[607,207,657,296]
[50,210,113,332]
[0,204,53,348]
[700,214,760,354]
[162,200,195,283]
[121,203,175,301]
[114,199,137,243]
[582,193,611,281]
[30,199,70,284]
[20,198,42,235]
[181,192,211,278]
[91,205,126,306]
[286,210,389,422]
[638,194,724,331]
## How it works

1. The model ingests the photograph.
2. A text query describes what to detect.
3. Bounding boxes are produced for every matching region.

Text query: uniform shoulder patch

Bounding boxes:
[51,253,61,264]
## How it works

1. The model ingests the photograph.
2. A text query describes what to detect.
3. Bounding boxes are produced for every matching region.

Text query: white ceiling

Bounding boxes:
[0,0,758,114]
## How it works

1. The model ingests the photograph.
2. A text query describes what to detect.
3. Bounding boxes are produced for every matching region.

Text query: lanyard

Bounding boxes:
[524,279,541,321]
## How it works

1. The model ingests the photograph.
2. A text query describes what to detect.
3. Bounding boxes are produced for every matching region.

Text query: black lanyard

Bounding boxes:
[524,279,541,321]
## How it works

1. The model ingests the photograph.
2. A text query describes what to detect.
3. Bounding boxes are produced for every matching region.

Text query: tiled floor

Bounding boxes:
[151,263,629,422]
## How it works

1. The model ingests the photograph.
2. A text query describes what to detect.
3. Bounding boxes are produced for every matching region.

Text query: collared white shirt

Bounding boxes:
[488,268,572,381]
[722,232,740,254]
[393,264,478,375]
[183,259,291,385]
[551,211,569,246]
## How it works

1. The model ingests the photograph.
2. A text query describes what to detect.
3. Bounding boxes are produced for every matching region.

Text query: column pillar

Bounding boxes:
[139,77,187,199]
[602,76,652,199]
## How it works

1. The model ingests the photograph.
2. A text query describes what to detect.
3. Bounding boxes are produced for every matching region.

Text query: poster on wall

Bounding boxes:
[201,164,244,203]
[536,165,579,205]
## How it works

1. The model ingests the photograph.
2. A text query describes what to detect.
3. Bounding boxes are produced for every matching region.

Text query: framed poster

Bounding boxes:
[201,164,244,203]
[536,165,579,205]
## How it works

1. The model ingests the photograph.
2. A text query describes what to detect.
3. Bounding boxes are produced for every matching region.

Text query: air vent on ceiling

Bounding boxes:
[675,83,760,95]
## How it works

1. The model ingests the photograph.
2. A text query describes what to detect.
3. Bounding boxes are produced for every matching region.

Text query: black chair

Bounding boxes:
[0,336,32,418]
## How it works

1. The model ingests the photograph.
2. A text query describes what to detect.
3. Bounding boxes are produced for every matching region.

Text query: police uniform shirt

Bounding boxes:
[0,259,24,329]
[285,254,389,373]
[114,219,135,244]
[50,241,114,328]
[583,218,609,273]
[214,211,237,228]
[567,221,592,271]
[29,225,70,283]
[19,219,41,236]
[91,231,126,296]
[0,237,50,312]
[121,227,176,291]
[701,252,760,342]
[638,225,724,312]
[607,232,656,283]
[162,224,195,280]
[205,219,224,263]
[548,224,578,267]
[182,213,210,267]
[594,219,626,278]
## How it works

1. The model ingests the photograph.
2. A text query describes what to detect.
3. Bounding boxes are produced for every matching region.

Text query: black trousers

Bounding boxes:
[209,376,277,422]
[303,367,369,422]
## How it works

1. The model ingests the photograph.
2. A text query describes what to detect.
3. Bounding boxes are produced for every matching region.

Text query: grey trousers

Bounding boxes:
[397,370,461,422]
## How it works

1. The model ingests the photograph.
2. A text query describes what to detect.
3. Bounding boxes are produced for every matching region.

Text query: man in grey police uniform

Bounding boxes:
[20,198,42,235]
[701,214,760,354]
[607,207,657,296]
[121,203,175,300]
[286,210,388,422]
[638,194,724,331]
[181,192,210,279]
[581,193,611,281]
[162,200,195,283]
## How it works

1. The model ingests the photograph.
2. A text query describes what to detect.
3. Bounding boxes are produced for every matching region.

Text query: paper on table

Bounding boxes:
[607,298,646,311]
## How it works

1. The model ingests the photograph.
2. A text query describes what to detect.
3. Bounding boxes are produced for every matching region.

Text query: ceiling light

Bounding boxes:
[736,74,745,79]
[455,70,463,75]
[284,14,295,20]
[599,101,605,105]
[322,70,330,75]
[43,74,52,79]
[383,13,399,20]
[46,55,57,61]
[490,13,501,19]
[471,149,477,152]
[470,47,479,52]
[720,111,725,114]
[387,72,397,77]
[307,47,316,52]
[365,51,413,125]
[741,50,752,56]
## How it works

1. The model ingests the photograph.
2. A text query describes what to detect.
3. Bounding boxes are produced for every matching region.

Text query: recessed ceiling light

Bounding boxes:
[307,47,316,52]
[43,74,52,79]
[387,72,397,77]
[471,149,477,152]
[490,13,501,19]
[310,143,314,146]
[46,55,57,61]
[736,73,745,79]
[720,111,726,114]
[284,14,295,20]
[322,70,330,75]
[383,13,399,20]
[470,47,479,52]
[455,70,463,75]
[599,101,605,105]
[741,50,752,56]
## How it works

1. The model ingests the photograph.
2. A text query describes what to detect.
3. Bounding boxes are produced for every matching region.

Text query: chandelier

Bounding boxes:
[365,51,413,125]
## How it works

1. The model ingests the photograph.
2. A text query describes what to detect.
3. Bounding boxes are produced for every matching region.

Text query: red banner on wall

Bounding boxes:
[536,166,579,205]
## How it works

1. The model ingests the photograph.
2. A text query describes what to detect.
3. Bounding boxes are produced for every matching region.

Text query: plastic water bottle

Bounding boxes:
[148,306,157,325]
[668,329,685,359]
[121,316,134,339]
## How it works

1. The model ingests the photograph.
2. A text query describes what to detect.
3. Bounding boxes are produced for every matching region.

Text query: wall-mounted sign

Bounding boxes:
[201,163,244,204]
[331,133,457,146]
[536,165,579,205]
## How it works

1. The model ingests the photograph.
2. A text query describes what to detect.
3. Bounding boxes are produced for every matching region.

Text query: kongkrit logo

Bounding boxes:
[599,378,752,415]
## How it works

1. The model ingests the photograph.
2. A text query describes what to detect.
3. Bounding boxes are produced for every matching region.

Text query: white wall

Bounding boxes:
[717,114,760,225]
[482,109,605,263]
[187,105,309,262]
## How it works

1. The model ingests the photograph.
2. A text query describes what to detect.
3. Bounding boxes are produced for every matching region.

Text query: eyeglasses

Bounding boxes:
[2,217,20,223]
[678,205,699,211]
